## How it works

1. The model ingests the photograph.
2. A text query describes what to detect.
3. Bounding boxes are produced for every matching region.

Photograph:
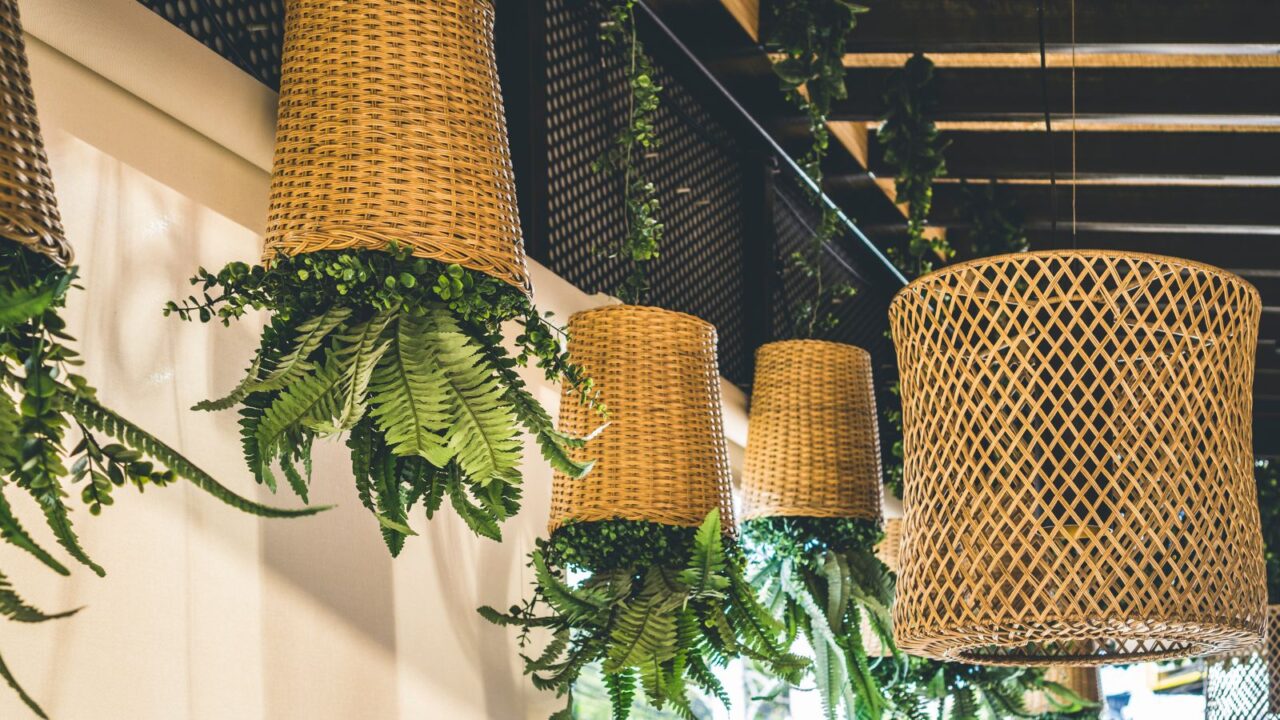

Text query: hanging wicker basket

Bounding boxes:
[1206,605,1280,719]
[877,517,904,574]
[0,0,73,267]
[1026,666,1102,714]
[548,305,735,533]
[741,340,883,523]
[890,250,1266,666]
[266,0,530,293]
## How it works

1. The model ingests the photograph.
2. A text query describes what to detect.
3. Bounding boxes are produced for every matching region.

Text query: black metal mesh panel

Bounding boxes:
[544,0,751,384]
[137,0,284,88]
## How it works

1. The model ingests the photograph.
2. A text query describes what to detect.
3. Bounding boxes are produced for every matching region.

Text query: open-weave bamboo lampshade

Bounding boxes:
[548,305,735,533]
[741,340,883,523]
[0,0,72,267]
[266,0,530,293]
[889,250,1266,665]
[1026,666,1102,714]
[1206,605,1280,720]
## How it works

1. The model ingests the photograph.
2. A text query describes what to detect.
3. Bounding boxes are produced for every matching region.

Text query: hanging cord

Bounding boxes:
[1070,0,1078,247]
[1036,0,1059,243]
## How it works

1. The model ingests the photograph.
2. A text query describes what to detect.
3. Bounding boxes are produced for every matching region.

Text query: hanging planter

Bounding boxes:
[740,339,896,718]
[483,305,806,719]
[0,1,320,716]
[168,0,592,553]
[890,250,1267,665]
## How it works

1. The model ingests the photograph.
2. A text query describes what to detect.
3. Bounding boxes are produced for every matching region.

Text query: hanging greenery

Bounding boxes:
[747,517,897,720]
[167,246,593,554]
[481,510,807,719]
[877,659,1094,720]
[878,52,951,277]
[1256,459,1279,604]
[765,0,863,338]
[958,179,1029,259]
[594,0,664,305]
[1,240,321,718]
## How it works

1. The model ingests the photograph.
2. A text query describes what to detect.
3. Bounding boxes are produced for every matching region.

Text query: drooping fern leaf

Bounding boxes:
[368,314,451,465]
[0,648,48,720]
[65,393,328,518]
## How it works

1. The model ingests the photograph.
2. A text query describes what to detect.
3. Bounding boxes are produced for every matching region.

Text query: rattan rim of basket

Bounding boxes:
[570,303,714,330]
[889,248,1262,314]
[904,619,1261,667]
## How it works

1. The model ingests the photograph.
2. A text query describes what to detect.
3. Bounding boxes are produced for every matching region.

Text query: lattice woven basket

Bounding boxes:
[266,0,530,293]
[889,250,1266,665]
[1206,605,1280,720]
[741,340,883,523]
[0,0,72,267]
[548,305,735,533]
[1026,666,1103,714]
[865,517,905,656]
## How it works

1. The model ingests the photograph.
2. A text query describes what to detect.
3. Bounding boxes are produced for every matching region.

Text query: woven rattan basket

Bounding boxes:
[877,517,904,574]
[1206,605,1280,719]
[741,340,883,523]
[889,250,1266,665]
[0,0,72,267]
[266,0,530,293]
[1026,666,1102,714]
[548,305,735,533]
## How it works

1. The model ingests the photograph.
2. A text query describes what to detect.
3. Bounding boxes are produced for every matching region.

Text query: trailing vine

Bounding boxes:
[594,0,664,304]
[1256,459,1279,604]
[958,179,1029,259]
[746,517,899,720]
[167,246,595,554]
[0,239,320,719]
[766,0,865,338]
[878,52,952,277]
[481,510,808,719]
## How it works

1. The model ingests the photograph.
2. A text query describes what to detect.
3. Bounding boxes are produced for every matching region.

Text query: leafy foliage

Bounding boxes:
[167,247,597,554]
[883,659,1096,720]
[878,52,952,277]
[593,0,664,305]
[0,237,319,718]
[745,517,899,720]
[957,180,1029,260]
[481,510,808,719]
[765,0,863,339]
[1256,459,1280,603]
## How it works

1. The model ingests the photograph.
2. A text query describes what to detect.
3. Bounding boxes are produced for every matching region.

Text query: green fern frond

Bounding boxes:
[0,570,77,623]
[0,648,48,720]
[256,359,342,462]
[0,280,62,329]
[678,508,728,598]
[191,355,262,413]
[604,668,636,720]
[445,464,502,541]
[30,481,103,576]
[605,567,682,673]
[0,489,68,576]
[368,315,451,465]
[328,311,394,431]
[65,393,329,518]
[372,442,409,556]
[532,551,609,625]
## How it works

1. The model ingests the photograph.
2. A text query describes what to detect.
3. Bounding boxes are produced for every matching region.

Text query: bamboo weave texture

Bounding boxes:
[266,0,530,292]
[548,305,735,532]
[741,340,883,523]
[889,250,1266,665]
[1206,605,1280,720]
[0,0,72,267]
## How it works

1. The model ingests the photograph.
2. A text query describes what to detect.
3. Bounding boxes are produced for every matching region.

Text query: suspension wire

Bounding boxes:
[1036,0,1059,243]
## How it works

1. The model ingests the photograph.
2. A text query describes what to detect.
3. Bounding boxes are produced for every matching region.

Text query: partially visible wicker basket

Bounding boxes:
[890,250,1266,665]
[0,0,73,267]
[548,305,735,533]
[266,0,530,293]
[1026,666,1102,714]
[741,340,883,523]
[864,517,904,656]
[1205,604,1280,720]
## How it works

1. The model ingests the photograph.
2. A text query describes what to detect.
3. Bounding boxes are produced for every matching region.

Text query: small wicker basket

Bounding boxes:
[0,0,73,267]
[266,0,530,293]
[741,340,883,524]
[548,305,735,533]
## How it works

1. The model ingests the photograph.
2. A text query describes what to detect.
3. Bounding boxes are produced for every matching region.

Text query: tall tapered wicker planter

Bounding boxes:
[890,250,1266,665]
[741,339,883,523]
[549,304,734,531]
[0,0,72,266]
[267,0,530,292]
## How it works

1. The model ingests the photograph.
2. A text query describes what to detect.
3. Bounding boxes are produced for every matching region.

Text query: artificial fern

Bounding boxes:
[0,238,320,718]
[481,510,808,719]
[168,247,595,553]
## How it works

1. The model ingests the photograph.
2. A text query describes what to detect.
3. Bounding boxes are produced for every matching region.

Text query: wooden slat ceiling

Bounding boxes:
[754,0,1280,456]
